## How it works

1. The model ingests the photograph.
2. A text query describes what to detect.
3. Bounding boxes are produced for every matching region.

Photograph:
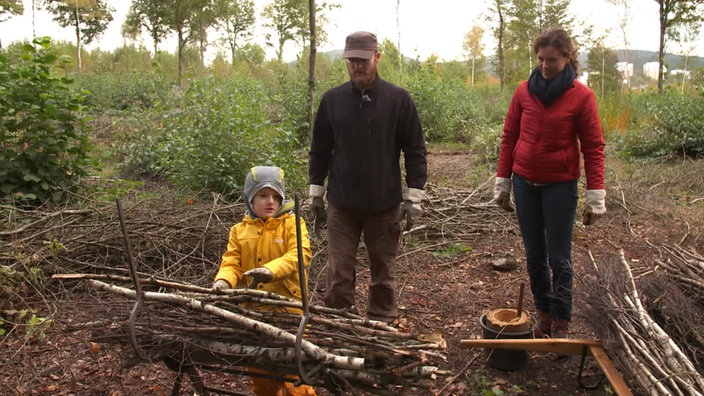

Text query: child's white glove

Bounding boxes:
[212,279,231,290]
[244,267,273,288]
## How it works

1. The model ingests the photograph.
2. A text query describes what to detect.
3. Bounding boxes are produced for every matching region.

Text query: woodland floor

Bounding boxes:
[1,148,703,396]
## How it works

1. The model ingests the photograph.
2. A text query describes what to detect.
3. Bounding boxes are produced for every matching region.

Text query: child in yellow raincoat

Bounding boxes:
[213,165,316,396]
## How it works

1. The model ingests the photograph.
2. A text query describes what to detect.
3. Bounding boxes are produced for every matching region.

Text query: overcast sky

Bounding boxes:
[1,0,702,62]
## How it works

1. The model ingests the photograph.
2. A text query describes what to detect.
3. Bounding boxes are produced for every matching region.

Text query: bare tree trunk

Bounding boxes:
[199,39,205,67]
[230,27,236,70]
[32,0,37,39]
[306,0,317,142]
[74,6,82,72]
[495,0,506,93]
[396,0,402,73]
[178,29,185,86]
[681,54,688,94]
[601,55,605,100]
[657,0,666,93]
[620,0,632,92]
[471,55,475,86]
[277,41,284,63]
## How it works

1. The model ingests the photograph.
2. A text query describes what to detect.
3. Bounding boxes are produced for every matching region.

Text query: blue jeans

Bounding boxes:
[512,174,578,321]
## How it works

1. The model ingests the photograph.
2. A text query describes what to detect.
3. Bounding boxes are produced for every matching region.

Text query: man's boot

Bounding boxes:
[533,310,552,338]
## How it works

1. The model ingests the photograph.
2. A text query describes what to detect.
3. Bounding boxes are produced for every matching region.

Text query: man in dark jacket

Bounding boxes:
[308,31,427,324]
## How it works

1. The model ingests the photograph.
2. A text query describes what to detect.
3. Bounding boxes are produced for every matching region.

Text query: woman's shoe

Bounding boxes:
[533,310,552,338]
[551,319,570,339]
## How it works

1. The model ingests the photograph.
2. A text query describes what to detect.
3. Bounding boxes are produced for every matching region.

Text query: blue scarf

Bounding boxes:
[527,63,576,106]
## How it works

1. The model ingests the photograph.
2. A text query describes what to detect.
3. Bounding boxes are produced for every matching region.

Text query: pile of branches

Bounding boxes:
[654,244,704,299]
[581,250,704,395]
[55,274,450,395]
[643,245,704,368]
[0,193,246,286]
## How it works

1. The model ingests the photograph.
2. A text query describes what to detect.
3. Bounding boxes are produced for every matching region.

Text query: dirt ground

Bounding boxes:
[1,148,703,395]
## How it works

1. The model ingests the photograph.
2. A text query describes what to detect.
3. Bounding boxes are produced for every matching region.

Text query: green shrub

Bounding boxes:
[617,93,704,158]
[72,71,174,112]
[596,93,635,136]
[115,75,307,197]
[0,37,95,202]
[402,70,496,144]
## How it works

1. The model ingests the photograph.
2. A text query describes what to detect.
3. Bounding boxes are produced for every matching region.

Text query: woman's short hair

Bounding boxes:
[533,27,579,72]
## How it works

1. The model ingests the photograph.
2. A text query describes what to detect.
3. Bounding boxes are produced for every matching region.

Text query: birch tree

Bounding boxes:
[306,0,316,140]
[45,0,114,71]
[462,24,485,87]
[172,0,214,84]
[504,0,574,84]
[0,0,23,22]
[607,0,633,90]
[214,0,255,65]
[488,0,508,92]
[122,0,171,57]
[262,0,308,62]
[653,0,704,93]
[262,0,335,62]
[673,22,701,93]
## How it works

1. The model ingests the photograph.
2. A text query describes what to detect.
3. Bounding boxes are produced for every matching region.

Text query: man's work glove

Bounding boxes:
[583,189,606,226]
[244,267,273,288]
[309,184,326,237]
[493,177,515,212]
[212,279,231,291]
[401,188,423,231]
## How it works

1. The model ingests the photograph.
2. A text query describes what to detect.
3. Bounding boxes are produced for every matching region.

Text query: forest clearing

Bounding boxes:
[2,148,703,395]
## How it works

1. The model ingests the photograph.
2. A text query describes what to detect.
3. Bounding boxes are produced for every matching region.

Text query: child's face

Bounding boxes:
[251,187,282,219]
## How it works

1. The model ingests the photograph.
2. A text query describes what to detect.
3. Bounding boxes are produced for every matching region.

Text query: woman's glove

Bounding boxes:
[212,279,231,290]
[493,177,514,212]
[582,189,606,225]
[244,267,273,288]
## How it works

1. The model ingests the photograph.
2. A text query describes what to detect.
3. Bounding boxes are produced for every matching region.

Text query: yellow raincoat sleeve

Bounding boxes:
[265,216,312,281]
[214,224,244,287]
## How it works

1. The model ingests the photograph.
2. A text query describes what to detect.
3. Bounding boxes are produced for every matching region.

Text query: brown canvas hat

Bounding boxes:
[342,31,378,59]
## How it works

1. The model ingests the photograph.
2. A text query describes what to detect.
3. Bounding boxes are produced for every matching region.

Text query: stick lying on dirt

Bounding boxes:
[55,274,450,395]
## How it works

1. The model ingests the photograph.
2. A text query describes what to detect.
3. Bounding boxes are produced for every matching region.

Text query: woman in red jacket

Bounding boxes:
[493,27,606,340]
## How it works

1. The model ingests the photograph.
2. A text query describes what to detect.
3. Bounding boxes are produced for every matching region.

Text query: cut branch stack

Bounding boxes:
[655,244,704,299]
[56,274,450,395]
[581,250,704,395]
[645,244,704,369]
[1,195,244,285]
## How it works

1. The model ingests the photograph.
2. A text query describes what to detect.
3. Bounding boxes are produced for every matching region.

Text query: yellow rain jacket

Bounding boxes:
[214,209,311,313]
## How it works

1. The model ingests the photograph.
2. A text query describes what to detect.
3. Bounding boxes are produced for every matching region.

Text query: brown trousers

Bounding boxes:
[323,203,402,322]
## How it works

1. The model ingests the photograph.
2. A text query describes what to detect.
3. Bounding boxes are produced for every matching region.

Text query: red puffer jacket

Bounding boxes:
[496,80,605,190]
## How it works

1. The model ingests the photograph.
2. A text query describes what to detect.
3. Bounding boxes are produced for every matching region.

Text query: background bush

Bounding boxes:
[616,93,704,159]
[114,74,307,197]
[4,35,703,204]
[0,37,94,202]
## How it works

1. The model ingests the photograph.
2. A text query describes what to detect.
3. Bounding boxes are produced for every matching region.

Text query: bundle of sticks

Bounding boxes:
[581,250,704,395]
[56,274,450,395]
[655,244,704,298]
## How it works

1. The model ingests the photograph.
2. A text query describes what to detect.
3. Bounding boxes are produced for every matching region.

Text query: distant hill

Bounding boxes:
[578,49,704,72]
[321,48,704,74]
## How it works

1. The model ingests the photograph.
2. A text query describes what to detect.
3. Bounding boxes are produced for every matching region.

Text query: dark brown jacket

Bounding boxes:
[309,76,427,213]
